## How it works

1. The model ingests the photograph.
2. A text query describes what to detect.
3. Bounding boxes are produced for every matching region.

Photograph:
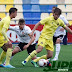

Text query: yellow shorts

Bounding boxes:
[0,40,8,47]
[37,37,54,51]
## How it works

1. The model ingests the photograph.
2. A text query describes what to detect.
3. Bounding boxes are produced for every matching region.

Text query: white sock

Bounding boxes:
[3,56,14,65]
[54,44,60,59]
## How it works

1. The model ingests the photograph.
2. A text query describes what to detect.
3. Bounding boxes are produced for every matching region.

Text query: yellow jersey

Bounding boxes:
[40,16,66,40]
[0,16,11,40]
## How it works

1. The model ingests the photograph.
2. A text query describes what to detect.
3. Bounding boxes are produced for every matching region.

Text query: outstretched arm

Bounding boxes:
[30,22,42,36]
[64,26,72,34]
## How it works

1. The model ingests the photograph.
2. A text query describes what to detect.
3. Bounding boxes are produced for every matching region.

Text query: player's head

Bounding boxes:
[53,8,62,20]
[18,18,25,30]
[9,7,17,18]
[52,6,57,13]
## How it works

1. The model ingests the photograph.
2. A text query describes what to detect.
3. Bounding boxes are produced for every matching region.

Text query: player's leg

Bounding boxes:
[4,42,24,65]
[0,40,7,67]
[4,41,15,68]
[27,44,37,60]
[21,37,45,66]
[11,42,25,59]
[52,35,64,61]
[3,46,21,65]
[22,45,43,66]
[44,40,53,66]
[32,50,53,63]
[12,46,21,56]
[31,42,54,67]
[52,38,61,61]
[0,41,15,68]
[0,50,6,67]
[12,42,24,57]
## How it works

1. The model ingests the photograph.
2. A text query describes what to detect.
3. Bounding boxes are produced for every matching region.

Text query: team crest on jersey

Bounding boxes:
[41,42,43,44]
[22,32,24,34]
[52,22,53,24]
[57,23,59,25]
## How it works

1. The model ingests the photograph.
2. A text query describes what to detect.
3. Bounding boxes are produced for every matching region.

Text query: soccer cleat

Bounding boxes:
[31,60,39,67]
[4,64,15,68]
[21,61,26,66]
[47,62,51,67]
[51,58,58,61]
[0,64,4,67]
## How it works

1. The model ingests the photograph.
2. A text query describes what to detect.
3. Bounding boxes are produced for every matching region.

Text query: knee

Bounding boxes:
[8,43,13,48]
[56,39,61,44]
[47,54,53,59]
[36,48,43,53]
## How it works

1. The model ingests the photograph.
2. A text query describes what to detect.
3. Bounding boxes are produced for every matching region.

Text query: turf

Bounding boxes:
[0,44,72,72]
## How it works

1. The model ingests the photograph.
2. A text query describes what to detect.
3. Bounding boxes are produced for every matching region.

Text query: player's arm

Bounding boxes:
[28,34,35,46]
[2,27,9,41]
[60,20,72,34]
[31,17,48,36]
[23,26,35,49]
[9,26,16,31]
[1,20,10,41]
[61,16,70,26]
[64,26,72,34]
[31,22,42,35]
[60,16,70,31]
[23,34,35,50]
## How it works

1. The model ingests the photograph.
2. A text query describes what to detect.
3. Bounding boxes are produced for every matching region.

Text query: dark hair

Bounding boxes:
[54,8,62,15]
[9,7,17,14]
[19,18,25,24]
[52,6,57,9]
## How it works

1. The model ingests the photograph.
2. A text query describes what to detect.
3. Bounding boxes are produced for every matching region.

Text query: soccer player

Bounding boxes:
[7,18,36,61]
[0,7,17,68]
[21,8,72,67]
[51,6,70,61]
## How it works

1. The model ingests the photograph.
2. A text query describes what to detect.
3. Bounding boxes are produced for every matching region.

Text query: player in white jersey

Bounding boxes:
[51,7,70,61]
[8,19,36,60]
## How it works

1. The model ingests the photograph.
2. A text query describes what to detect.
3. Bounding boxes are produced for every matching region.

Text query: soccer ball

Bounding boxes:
[38,59,48,67]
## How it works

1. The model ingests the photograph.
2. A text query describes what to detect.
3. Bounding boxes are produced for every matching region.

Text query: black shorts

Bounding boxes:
[18,42,36,54]
[53,35,64,44]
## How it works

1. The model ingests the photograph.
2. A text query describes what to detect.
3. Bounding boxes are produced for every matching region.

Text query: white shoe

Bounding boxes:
[51,58,58,61]
[4,64,15,68]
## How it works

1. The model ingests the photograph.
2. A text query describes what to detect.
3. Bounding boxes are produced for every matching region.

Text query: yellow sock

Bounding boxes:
[5,48,12,65]
[33,55,47,62]
[25,50,37,62]
[0,51,6,64]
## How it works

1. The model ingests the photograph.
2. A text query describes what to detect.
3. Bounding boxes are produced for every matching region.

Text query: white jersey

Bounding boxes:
[9,25,36,44]
[54,15,69,37]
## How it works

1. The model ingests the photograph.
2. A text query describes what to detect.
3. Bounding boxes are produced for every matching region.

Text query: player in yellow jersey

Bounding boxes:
[0,7,17,68]
[22,8,72,67]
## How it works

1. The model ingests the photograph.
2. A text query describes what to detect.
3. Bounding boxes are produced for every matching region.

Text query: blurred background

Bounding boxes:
[0,0,72,44]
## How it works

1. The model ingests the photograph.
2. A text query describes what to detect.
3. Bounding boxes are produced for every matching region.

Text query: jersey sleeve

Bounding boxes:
[3,20,10,30]
[59,19,66,28]
[40,17,49,25]
[2,28,9,41]
[26,27,32,34]
[9,26,16,31]
[60,15,69,25]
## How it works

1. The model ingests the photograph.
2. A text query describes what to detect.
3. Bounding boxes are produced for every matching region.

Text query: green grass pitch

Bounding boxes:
[0,44,72,72]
